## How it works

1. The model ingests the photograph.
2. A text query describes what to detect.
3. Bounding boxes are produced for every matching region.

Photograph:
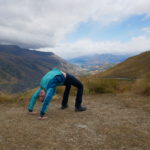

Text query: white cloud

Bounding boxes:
[0,0,150,49]
[39,36,150,58]
[142,27,150,33]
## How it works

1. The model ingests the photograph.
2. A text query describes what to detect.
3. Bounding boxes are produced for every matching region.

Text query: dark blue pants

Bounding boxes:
[62,73,84,108]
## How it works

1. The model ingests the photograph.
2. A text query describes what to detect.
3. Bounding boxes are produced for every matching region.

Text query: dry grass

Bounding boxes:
[0,94,150,150]
[0,92,18,103]
[80,77,134,95]
[133,74,150,96]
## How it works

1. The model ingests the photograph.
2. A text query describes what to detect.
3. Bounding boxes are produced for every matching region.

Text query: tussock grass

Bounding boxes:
[81,78,133,95]
[133,74,150,96]
[83,78,118,94]
[0,92,18,103]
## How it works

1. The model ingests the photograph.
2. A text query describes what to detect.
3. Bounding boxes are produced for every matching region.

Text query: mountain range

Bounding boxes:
[0,45,81,93]
[68,53,132,73]
[68,54,132,66]
[1,44,149,93]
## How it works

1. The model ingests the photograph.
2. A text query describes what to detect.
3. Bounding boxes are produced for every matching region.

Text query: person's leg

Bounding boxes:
[64,74,85,109]
[61,84,71,107]
[75,82,84,108]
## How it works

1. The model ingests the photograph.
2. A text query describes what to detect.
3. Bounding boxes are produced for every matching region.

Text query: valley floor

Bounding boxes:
[0,94,150,150]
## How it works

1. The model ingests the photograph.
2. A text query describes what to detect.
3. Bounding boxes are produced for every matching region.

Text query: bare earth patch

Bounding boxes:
[0,94,150,150]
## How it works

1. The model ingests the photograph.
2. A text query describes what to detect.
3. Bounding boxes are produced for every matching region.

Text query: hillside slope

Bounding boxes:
[0,45,81,93]
[97,51,150,79]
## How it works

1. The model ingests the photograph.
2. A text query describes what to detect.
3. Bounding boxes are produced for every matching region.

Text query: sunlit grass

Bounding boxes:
[133,74,150,96]
[81,77,133,95]
[0,92,18,103]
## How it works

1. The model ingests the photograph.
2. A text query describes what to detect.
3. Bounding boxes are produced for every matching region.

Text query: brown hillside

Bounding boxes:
[97,51,150,79]
[0,45,81,93]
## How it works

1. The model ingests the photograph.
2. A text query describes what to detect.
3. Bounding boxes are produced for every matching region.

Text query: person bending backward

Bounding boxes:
[28,68,86,120]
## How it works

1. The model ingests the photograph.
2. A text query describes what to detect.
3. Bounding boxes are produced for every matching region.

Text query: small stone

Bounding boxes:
[76,124,88,128]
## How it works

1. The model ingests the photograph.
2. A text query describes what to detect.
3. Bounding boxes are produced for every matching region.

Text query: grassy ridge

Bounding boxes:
[97,51,150,79]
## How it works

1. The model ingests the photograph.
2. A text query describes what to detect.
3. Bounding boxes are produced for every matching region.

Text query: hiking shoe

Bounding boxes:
[61,105,68,109]
[75,106,87,112]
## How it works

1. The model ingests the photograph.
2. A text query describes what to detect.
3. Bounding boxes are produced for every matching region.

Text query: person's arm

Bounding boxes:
[39,88,56,117]
[28,88,41,112]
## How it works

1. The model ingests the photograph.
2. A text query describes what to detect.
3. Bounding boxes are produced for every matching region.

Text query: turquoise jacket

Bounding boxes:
[28,68,65,114]
[40,68,64,91]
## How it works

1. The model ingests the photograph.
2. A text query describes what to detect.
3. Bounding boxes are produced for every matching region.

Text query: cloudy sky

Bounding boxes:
[0,0,150,58]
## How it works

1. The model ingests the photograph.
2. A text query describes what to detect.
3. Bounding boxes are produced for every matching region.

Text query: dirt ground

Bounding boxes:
[0,94,150,150]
